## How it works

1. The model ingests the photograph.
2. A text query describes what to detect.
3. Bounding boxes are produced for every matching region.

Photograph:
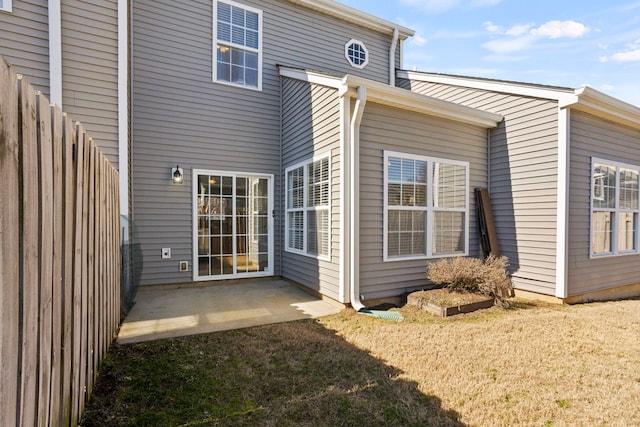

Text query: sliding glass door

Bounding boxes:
[194,171,273,280]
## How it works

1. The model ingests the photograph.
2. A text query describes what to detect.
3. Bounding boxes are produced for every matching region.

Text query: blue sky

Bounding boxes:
[339,0,640,106]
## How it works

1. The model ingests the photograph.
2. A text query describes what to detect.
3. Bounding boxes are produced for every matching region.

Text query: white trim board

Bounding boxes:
[555,108,570,298]
[48,0,62,106]
[118,0,129,220]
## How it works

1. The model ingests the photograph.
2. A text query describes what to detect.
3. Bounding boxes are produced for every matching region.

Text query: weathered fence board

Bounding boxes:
[0,56,121,427]
[50,105,64,426]
[0,52,20,427]
[19,75,40,427]
[37,90,54,427]
[60,113,74,427]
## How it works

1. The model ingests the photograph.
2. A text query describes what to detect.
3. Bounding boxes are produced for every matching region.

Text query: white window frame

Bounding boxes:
[590,158,640,258]
[0,0,12,12]
[213,0,263,91]
[285,153,331,261]
[383,151,470,261]
[344,39,369,69]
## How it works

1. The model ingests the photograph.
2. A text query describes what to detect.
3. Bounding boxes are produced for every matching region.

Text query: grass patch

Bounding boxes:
[82,298,640,426]
[81,321,462,426]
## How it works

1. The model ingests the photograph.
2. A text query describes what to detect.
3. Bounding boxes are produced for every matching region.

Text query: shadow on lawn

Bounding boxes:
[81,319,466,426]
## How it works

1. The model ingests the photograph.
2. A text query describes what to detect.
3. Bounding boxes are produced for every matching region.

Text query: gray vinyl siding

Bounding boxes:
[0,0,50,95]
[358,102,489,301]
[400,78,560,295]
[132,0,395,286]
[61,0,119,168]
[281,78,341,300]
[567,110,640,295]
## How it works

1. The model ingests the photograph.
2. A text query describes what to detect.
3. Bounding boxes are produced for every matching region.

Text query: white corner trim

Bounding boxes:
[118,0,129,220]
[555,108,570,298]
[48,0,62,106]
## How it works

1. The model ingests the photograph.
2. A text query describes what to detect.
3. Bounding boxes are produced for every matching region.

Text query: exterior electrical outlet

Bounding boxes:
[180,261,188,272]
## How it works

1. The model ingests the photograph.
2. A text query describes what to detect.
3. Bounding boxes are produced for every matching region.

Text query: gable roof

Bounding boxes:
[287,0,415,39]
[279,67,503,128]
[399,70,640,131]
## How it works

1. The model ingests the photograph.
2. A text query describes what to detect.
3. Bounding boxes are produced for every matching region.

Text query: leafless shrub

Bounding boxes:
[427,255,513,305]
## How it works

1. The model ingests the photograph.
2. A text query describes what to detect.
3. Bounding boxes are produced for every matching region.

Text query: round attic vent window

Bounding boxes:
[345,39,369,69]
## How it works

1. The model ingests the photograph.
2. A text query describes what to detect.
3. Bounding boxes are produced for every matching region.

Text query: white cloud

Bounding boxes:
[505,24,532,37]
[530,20,589,39]
[605,39,640,63]
[482,20,589,56]
[611,49,640,62]
[599,56,608,63]
[483,21,502,34]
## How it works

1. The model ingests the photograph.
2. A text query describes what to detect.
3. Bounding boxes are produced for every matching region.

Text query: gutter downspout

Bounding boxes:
[349,85,367,311]
[389,29,399,86]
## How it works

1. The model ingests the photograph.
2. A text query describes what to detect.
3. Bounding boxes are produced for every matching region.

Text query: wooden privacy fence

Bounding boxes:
[1,58,121,426]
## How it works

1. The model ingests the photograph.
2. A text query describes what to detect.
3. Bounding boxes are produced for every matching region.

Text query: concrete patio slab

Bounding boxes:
[117,278,344,344]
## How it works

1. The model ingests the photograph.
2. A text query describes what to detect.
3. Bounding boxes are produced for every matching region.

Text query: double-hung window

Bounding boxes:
[384,151,469,260]
[285,155,330,259]
[214,0,262,90]
[591,159,640,256]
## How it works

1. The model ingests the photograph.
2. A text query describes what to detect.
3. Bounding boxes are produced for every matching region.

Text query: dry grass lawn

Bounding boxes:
[82,298,640,426]
[324,299,640,426]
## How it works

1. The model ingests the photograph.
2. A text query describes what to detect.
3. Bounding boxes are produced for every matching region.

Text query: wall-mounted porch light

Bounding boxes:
[172,165,184,184]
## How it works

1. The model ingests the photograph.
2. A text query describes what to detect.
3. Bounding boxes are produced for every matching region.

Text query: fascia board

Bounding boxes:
[344,75,503,128]
[287,0,415,38]
[562,86,640,131]
[399,70,575,102]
